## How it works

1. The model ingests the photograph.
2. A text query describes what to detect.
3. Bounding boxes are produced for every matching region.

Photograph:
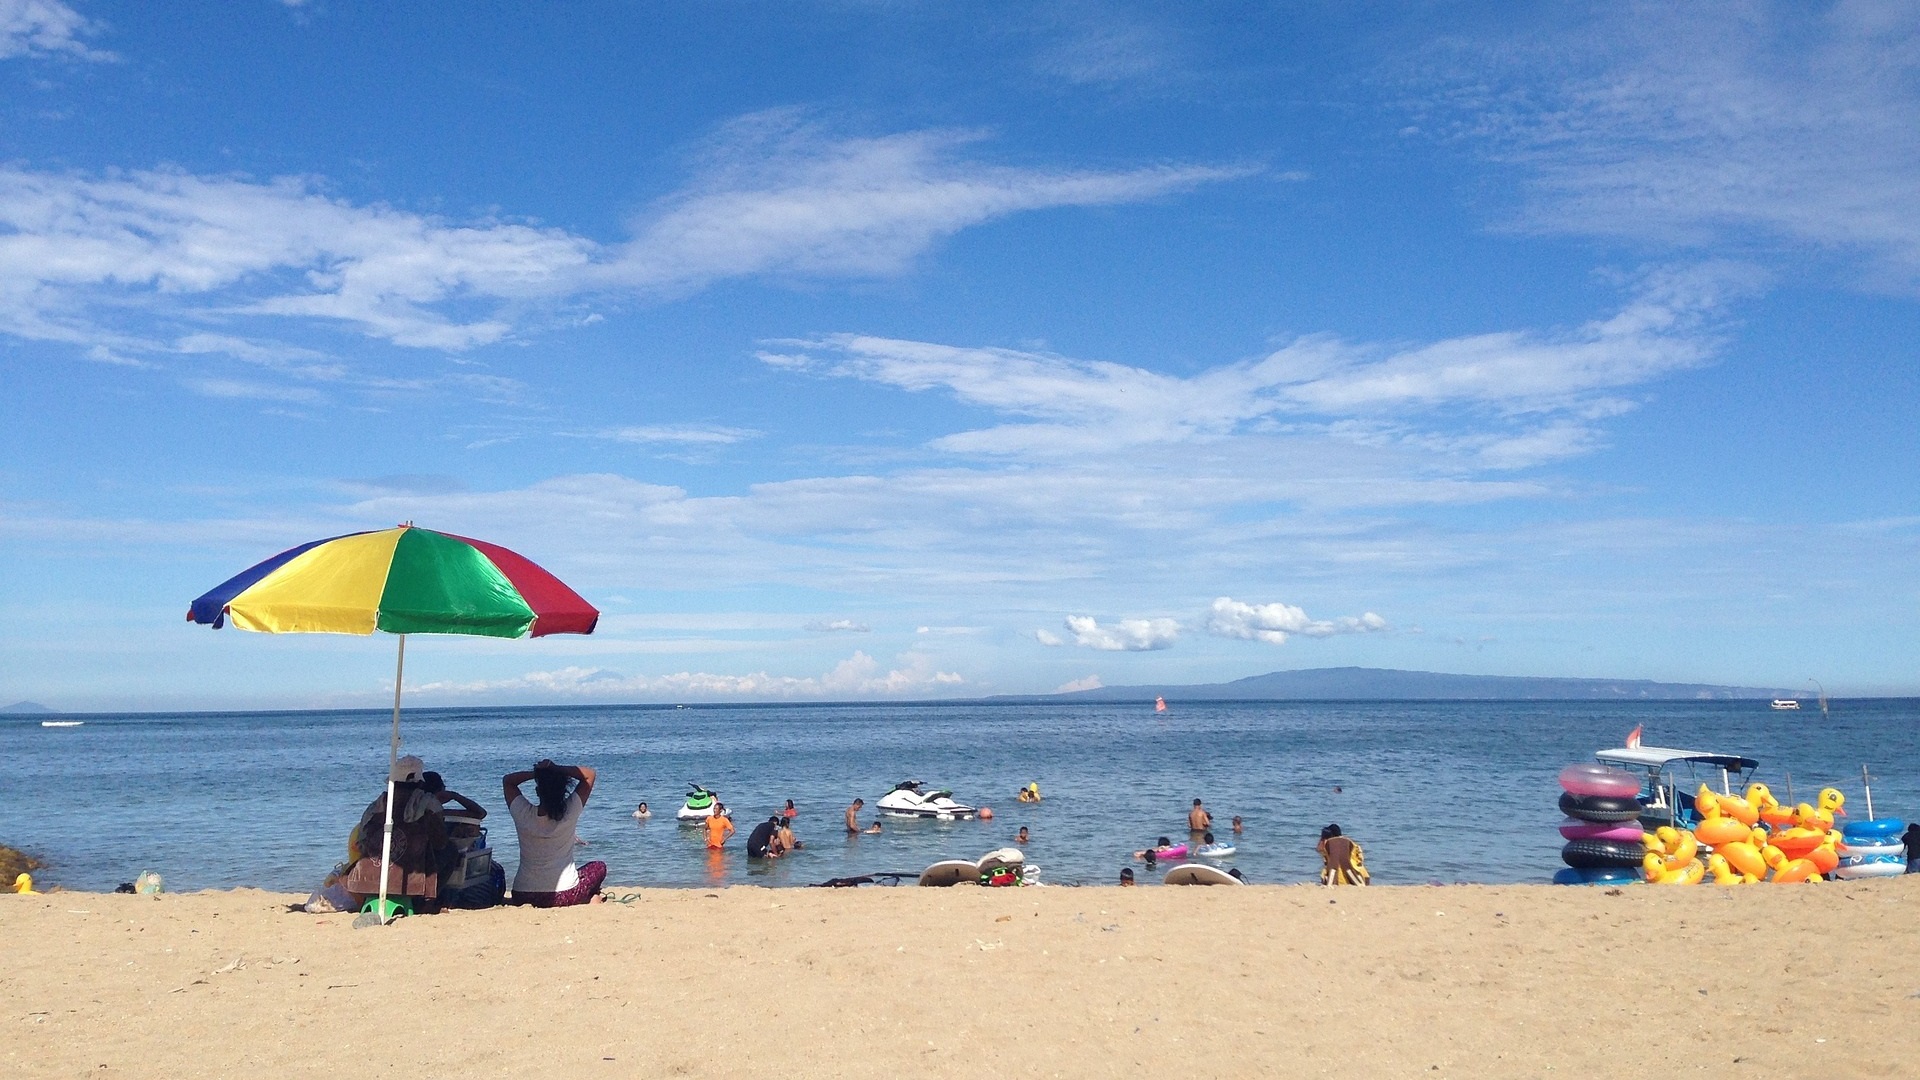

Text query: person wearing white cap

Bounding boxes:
[344,755,449,911]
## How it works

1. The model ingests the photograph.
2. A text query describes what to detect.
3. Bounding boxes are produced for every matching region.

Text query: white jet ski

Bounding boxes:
[676,783,723,821]
[876,780,976,820]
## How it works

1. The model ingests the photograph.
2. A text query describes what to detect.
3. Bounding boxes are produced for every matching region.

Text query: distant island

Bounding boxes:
[0,701,57,714]
[997,667,1796,702]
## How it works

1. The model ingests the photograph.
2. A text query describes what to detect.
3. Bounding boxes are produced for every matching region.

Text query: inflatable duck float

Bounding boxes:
[1642,827,1705,884]
[11,872,36,894]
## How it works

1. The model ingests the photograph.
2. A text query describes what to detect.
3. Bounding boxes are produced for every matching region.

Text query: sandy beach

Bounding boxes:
[5,877,1917,1078]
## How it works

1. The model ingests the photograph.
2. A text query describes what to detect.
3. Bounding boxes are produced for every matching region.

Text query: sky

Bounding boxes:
[2,0,1917,710]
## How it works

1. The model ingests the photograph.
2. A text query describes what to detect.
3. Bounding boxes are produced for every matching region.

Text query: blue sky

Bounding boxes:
[2,1,1917,709]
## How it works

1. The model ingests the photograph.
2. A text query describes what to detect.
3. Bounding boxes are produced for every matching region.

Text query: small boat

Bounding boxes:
[40,720,83,728]
[1593,743,1760,829]
[876,780,976,820]
[1770,699,1801,710]
[675,783,723,821]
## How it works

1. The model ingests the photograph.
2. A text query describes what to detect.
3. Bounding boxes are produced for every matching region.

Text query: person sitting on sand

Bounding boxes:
[1188,798,1211,832]
[502,759,605,907]
[704,807,736,850]
[845,798,865,833]
[746,815,780,858]
[633,802,650,820]
[422,771,487,835]
[1119,867,1135,887]
[1317,823,1369,886]
[345,756,453,912]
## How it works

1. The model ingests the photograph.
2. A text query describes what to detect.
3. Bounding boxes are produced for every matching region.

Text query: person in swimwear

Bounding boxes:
[782,799,797,820]
[776,818,801,853]
[704,807,736,849]
[1188,798,1211,833]
[845,798,864,833]
[1232,815,1244,834]
[1133,836,1175,859]
[1318,823,1369,885]
[1119,867,1135,886]
[1015,826,1030,845]
[862,819,882,834]
[633,801,650,820]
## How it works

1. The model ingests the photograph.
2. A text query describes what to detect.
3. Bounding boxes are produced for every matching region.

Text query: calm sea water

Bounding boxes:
[5,699,1917,892]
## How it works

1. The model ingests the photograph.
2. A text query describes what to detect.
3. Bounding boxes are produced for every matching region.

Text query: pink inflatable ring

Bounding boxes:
[1559,763,1642,799]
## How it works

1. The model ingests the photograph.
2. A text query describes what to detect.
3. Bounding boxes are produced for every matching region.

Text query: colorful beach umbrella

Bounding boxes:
[188,523,598,921]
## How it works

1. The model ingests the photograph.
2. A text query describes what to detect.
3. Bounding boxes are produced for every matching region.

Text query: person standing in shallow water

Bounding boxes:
[1188,798,1211,833]
[1318,823,1369,886]
[845,798,864,833]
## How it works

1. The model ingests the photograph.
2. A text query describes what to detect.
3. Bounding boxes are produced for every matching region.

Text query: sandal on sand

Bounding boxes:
[606,892,642,904]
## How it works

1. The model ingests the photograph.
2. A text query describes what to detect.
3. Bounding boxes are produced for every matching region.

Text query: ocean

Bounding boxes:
[5,698,1916,893]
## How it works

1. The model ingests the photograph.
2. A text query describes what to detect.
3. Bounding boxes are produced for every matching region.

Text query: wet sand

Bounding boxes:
[4,877,1917,1078]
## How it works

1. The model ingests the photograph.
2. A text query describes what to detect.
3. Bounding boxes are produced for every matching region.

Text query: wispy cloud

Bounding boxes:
[590,424,759,446]
[0,118,1244,395]
[407,650,963,700]
[1204,596,1388,645]
[1421,2,1920,290]
[0,0,112,61]
[806,618,871,633]
[764,263,1744,469]
[1062,614,1179,651]
[1055,674,1103,692]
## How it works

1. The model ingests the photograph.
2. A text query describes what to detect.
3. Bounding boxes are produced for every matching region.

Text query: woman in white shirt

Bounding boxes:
[502,759,604,906]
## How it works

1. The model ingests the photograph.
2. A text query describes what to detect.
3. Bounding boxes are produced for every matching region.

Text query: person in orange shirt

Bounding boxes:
[704,807,735,849]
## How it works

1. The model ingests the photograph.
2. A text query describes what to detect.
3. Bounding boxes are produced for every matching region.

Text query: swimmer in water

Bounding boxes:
[845,798,864,833]
[1132,836,1175,860]
[704,808,736,850]
[862,819,883,834]
[1119,867,1135,886]
[1016,826,1030,845]
[633,801,650,819]
[1232,815,1243,834]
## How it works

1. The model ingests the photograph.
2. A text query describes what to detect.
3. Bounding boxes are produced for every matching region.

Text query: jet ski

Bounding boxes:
[875,780,976,820]
[676,783,722,821]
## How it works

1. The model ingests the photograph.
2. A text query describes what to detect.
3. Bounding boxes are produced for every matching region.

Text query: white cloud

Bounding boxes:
[407,650,962,700]
[0,0,111,61]
[1426,3,1920,289]
[592,424,758,446]
[0,119,1242,368]
[1204,596,1389,645]
[1063,614,1179,651]
[1055,674,1104,693]
[767,264,1740,468]
[1034,628,1064,646]
[606,111,1249,292]
[805,618,871,633]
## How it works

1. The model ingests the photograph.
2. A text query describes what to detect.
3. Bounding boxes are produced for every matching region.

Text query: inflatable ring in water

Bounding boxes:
[1562,838,1647,869]
[1558,763,1642,799]
[1558,791,1645,823]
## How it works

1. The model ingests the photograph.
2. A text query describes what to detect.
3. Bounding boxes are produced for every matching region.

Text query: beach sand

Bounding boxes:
[4,878,1917,1078]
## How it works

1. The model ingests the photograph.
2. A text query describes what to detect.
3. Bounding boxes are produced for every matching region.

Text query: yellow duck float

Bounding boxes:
[1642,827,1705,884]
[11,872,36,894]
[1706,852,1756,885]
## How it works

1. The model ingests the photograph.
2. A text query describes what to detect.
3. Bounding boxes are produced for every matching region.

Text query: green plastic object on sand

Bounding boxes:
[134,870,164,895]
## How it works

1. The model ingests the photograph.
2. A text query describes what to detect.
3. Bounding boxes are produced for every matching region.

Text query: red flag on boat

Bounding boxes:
[1155,696,1167,712]
[1625,725,1642,749]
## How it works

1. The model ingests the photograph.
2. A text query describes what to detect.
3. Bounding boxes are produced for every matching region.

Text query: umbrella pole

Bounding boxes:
[376,634,406,924]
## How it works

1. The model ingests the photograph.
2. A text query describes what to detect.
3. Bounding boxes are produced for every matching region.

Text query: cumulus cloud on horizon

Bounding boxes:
[1205,596,1389,645]
[1059,614,1179,651]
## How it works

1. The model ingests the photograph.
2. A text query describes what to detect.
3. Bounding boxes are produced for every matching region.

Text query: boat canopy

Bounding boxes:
[1595,746,1759,773]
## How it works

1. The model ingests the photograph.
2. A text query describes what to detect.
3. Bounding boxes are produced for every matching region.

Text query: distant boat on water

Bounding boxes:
[40,720,84,727]
[1769,699,1801,710]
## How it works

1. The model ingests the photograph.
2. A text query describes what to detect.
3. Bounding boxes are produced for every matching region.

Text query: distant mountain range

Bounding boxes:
[1,701,57,714]
[996,667,1795,702]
